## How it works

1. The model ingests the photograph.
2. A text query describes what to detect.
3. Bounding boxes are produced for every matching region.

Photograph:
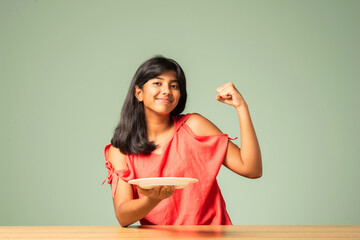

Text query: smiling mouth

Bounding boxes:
[156,98,172,103]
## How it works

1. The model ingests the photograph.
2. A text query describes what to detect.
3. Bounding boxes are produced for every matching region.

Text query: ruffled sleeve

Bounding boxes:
[102,144,135,198]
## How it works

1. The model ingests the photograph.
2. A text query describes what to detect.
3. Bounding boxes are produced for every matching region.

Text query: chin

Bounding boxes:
[146,108,174,116]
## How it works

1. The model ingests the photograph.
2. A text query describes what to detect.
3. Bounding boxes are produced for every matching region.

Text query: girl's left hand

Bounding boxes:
[216,82,246,108]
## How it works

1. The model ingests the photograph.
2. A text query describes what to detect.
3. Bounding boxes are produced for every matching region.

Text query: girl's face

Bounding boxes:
[135,70,181,116]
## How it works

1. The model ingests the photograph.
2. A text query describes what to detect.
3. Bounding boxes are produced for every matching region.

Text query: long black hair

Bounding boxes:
[111,56,187,155]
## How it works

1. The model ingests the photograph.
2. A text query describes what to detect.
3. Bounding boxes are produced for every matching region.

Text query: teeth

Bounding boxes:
[157,98,170,102]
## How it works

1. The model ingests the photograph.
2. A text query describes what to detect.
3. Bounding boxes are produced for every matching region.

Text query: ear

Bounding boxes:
[134,86,143,102]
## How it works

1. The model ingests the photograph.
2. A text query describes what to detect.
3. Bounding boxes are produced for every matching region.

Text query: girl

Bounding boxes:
[103,56,262,226]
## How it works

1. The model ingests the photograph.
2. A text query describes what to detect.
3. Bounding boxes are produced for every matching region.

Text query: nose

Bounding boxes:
[161,84,171,95]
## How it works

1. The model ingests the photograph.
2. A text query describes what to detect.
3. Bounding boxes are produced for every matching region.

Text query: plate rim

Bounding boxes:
[128,177,199,188]
[128,177,199,183]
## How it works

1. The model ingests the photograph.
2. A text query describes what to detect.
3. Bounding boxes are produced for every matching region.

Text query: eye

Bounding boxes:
[152,82,161,86]
[170,84,179,89]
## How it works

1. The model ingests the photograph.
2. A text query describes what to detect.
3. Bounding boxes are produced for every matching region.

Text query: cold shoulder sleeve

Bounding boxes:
[178,119,238,181]
[102,144,135,198]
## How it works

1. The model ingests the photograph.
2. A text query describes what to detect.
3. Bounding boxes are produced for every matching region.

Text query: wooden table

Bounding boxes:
[0,225,359,240]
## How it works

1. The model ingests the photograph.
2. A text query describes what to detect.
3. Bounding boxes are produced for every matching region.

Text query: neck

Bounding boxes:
[145,112,173,140]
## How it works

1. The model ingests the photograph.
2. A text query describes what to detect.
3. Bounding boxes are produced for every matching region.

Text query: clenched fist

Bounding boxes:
[216,82,246,108]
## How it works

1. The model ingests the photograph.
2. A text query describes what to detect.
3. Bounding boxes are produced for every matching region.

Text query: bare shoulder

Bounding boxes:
[108,145,127,170]
[185,113,223,136]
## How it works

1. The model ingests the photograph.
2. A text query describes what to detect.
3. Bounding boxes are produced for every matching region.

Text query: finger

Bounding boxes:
[216,94,230,103]
[217,83,237,93]
[167,185,175,193]
[163,187,170,196]
[137,185,147,192]
[217,89,226,97]
[166,186,175,197]
[157,186,166,198]
[216,84,228,94]
[160,186,174,198]
[216,94,225,102]
[216,94,234,106]
[154,186,161,195]
[216,85,224,93]
[161,186,170,194]
[219,90,232,99]
[137,186,152,196]
[217,82,233,92]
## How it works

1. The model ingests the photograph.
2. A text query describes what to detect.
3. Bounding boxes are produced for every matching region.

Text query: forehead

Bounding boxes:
[154,70,177,80]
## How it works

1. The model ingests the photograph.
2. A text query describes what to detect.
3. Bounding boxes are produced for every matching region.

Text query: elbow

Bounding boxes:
[236,165,263,179]
[249,158,262,179]
[116,212,132,227]
[117,216,131,227]
[118,219,128,227]
[246,167,263,179]
[254,167,263,179]
[241,156,262,179]
[115,202,133,227]
[248,172,262,179]
[116,209,139,227]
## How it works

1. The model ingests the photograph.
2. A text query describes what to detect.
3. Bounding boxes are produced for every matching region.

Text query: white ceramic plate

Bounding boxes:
[128,177,199,189]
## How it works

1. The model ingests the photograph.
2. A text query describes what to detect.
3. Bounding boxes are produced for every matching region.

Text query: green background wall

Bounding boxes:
[1,0,359,225]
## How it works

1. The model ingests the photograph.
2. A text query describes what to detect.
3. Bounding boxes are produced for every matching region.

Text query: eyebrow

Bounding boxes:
[154,77,179,83]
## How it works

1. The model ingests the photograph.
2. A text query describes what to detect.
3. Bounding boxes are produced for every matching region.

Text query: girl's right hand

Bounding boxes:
[137,185,175,201]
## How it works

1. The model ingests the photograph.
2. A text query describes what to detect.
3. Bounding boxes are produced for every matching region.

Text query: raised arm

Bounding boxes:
[186,83,262,179]
[107,146,174,227]
[216,82,262,178]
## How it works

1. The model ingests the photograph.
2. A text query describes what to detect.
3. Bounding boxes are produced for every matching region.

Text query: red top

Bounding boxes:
[103,113,233,225]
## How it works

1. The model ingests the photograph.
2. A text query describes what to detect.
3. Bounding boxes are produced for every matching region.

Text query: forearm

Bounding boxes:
[115,196,160,227]
[236,104,262,177]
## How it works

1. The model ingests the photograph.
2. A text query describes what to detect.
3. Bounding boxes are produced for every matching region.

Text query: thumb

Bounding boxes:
[216,94,234,106]
[216,94,223,102]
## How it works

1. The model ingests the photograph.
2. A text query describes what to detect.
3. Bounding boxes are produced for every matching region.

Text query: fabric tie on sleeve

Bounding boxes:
[102,160,123,198]
[102,144,134,198]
